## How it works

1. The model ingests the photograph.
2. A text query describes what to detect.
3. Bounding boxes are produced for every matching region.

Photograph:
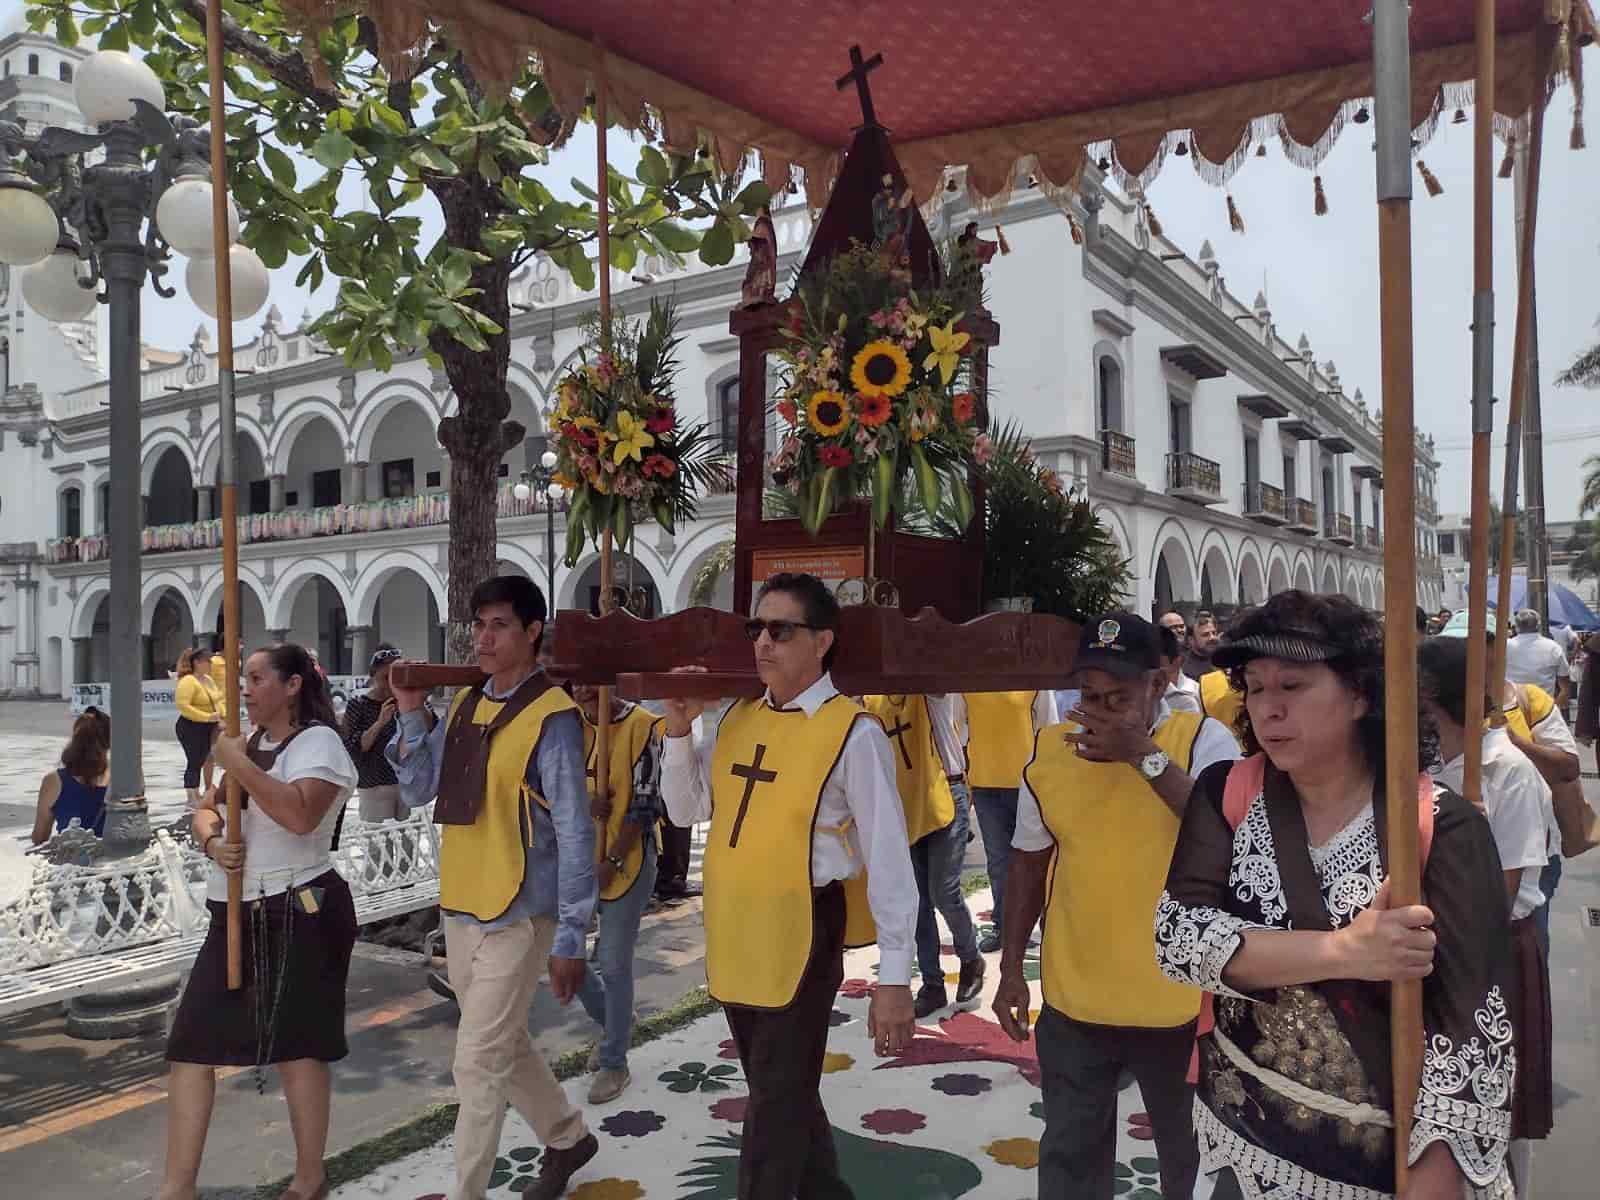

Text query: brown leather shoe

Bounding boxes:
[527,1131,599,1199]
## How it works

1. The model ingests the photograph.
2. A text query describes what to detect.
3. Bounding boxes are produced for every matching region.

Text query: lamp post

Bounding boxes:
[513,445,564,607]
[0,51,268,851]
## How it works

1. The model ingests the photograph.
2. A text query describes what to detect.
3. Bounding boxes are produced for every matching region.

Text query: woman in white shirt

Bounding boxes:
[161,643,358,1200]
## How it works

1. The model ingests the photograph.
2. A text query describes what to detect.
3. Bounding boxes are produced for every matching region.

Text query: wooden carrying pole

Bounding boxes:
[1462,0,1496,810]
[206,0,245,990]
[593,64,615,865]
[1372,0,1423,1188]
[1489,29,1555,702]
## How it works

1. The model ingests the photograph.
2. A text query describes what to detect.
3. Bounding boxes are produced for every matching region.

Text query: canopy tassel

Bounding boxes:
[1314,174,1329,216]
[1227,193,1245,234]
[1145,205,1163,239]
[1067,212,1083,244]
[1571,40,1587,149]
[1499,132,1518,177]
[1416,159,1444,196]
[994,224,1012,255]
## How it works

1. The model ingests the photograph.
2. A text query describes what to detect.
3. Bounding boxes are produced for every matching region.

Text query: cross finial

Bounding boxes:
[836,44,884,128]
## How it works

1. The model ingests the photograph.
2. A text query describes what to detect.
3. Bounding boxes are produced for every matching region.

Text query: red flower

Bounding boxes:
[562,421,598,450]
[819,444,853,469]
[645,408,677,434]
[642,453,676,479]
[855,392,891,428]
[952,392,976,424]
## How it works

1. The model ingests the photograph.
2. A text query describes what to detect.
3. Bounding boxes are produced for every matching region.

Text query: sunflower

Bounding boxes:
[807,390,850,436]
[850,339,912,399]
[855,391,891,427]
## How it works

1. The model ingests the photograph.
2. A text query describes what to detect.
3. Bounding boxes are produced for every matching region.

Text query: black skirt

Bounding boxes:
[167,868,358,1066]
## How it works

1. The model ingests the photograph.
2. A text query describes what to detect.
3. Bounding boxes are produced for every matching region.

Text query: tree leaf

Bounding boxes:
[700,219,735,267]
[311,130,358,171]
[262,144,297,189]
[637,144,669,188]
[734,180,773,211]
[650,221,700,253]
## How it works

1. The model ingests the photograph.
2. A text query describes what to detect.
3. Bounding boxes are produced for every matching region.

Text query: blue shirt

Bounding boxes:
[386,672,597,959]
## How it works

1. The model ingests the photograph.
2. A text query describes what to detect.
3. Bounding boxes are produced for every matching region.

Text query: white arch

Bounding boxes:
[1376,574,1386,606]
[69,577,111,639]
[562,544,669,611]
[140,431,197,494]
[1360,571,1376,608]
[493,538,546,583]
[1320,560,1340,596]
[672,535,737,612]
[350,550,448,627]
[265,556,355,630]
[196,571,273,632]
[141,572,199,632]
[1149,518,1200,604]
[269,398,349,474]
[1091,504,1134,567]
[1265,545,1292,596]
[1293,553,1315,593]
[1236,541,1267,606]
[350,380,441,465]
[1343,567,1361,602]
[195,418,271,483]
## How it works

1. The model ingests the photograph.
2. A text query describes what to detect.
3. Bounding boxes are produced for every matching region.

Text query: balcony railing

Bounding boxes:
[1358,526,1382,550]
[1100,429,1136,477]
[1289,498,1319,533]
[1241,481,1287,524]
[59,486,571,564]
[1165,451,1222,503]
[1324,513,1354,545]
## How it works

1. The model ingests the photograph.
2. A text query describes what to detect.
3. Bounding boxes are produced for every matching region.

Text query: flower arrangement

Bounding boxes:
[550,299,725,564]
[770,182,990,533]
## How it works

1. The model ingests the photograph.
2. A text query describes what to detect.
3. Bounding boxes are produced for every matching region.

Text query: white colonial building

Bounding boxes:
[0,31,1446,698]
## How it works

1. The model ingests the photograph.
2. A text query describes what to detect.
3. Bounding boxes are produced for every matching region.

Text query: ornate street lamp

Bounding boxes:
[513,445,564,607]
[0,50,269,851]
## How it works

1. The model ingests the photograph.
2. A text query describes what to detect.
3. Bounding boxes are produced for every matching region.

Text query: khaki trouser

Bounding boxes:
[445,913,587,1200]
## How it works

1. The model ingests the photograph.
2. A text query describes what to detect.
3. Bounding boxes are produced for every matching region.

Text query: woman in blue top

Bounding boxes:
[32,707,111,843]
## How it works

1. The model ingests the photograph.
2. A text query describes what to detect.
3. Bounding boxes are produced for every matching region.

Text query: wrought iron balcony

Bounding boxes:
[1288,498,1319,534]
[1165,451,1223,505]
[1325,513,1355,545]
[1242,481,1287,525]
[1100,429,1137,478]
[1358,526,1382,551]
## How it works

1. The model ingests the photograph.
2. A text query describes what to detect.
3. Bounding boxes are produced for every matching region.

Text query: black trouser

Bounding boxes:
[722,883,853,1200]
[656,815,692,892]
[1035,1004,1198,1200]
[175,716,215,789]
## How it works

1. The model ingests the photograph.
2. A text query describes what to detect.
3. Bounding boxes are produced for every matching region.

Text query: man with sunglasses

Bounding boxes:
[661,572,918,1200]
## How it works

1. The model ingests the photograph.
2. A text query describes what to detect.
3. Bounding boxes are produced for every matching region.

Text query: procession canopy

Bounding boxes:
[280,0,1592,205]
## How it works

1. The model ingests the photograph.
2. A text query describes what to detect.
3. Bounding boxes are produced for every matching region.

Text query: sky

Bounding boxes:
[58,16,1589,523]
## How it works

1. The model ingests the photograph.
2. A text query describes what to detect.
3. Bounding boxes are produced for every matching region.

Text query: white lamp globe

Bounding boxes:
[186,245,270,320]
[156,178,240,257]
[74,50,167,126]
[540,449,559,471]
[546,481,565,502]
[0,188,61,265]
[21,250,96,322]
[512,480,532,501]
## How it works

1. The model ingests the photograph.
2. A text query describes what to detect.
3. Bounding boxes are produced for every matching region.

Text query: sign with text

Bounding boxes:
[750,547,865,589]
[72,675,373,719]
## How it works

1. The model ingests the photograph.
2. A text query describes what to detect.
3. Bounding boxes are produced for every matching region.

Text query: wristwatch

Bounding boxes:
[1137,749,1170,781]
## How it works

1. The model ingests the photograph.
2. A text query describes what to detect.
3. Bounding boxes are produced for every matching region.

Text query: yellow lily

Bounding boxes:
[922,320,970,385]
[611,409,656,464]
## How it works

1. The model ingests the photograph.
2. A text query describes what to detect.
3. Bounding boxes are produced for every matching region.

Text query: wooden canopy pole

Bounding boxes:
[1372,0,1423,1187]
[1489,27,1555,702]
[205,0,244,990]
[1461,0,1496,810]
[593,59,615,865]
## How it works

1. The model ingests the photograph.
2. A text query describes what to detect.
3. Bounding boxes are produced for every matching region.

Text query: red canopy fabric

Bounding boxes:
[287,0,1591,199]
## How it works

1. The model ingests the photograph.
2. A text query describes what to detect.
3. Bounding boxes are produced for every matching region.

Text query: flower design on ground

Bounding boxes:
[709,1095,749,1122]
[1114,1156,1163,1197]
[487,1146,541,1190]
[598,1109,666,1137]
[840,978,876,999]
[822,1051,855,1073]
[658,1061,740,1093]
[931,1072,991,1096]
[828,1008,852,1027]
[1030,1100,1046,1120]
[569,1181,646,1200]
[717,1037,740,1060]
[861,1107,927,1134]
[985,1137,1040,1168]
[1126,1111,1154,1142]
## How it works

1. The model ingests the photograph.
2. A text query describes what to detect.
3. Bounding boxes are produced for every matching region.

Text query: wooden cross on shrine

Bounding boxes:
[726,743,778,848]
[883,715,914,770]
[837,44,884,128]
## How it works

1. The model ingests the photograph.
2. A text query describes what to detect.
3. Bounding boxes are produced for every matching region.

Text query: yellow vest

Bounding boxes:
[583,704,663,901]
[438,683,577,921]
[964,690,1037,788]
[1502,683,1555,740]
[1023,710,1206,1028]
[864,694,956,844]
[704,695,874,1008]
[1200,669,1242,732]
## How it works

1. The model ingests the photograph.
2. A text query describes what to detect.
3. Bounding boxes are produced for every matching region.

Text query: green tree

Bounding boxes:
[1568,517,1600,585]
[31,1,767,656]
[1578,454,1600,517]
[1485,497,1527,570]
[1557,320,1600,391]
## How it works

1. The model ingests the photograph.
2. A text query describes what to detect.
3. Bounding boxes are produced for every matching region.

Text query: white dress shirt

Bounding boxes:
[661,672,919,986]
[1436,727,1553,920]
[1012,702,1242,852]
[1163,673,1202,713]
[1505,632,1571,695]
[924,694,967,778]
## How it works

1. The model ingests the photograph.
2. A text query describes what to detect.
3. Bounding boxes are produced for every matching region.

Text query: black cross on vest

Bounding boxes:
[727,743,778,849]
[836,44,884,128]
[884,715,914,771]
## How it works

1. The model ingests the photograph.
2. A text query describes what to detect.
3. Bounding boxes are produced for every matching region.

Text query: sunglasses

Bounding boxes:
[743,619,820,643]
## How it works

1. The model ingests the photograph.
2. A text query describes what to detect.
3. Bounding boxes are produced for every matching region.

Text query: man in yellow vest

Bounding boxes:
[388,576,599,1200]
[954,688,1057,951]
[1184,609,1243,734]
[569,680,663,1105]
[661,571,917,1200]
[993,612,1239,1200]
